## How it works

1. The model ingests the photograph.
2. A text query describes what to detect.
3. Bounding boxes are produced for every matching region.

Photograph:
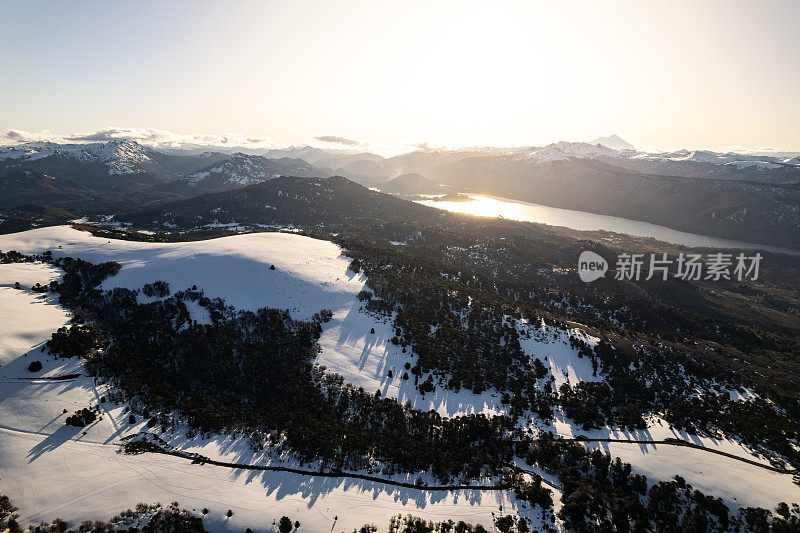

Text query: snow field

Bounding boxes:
[0,229,545,531]
[0,263,69,366]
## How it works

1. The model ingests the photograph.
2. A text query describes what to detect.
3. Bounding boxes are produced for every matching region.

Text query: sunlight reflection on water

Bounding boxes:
[417,194,798,255]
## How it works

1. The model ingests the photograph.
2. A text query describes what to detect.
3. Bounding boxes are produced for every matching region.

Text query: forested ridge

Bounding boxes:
[335,229,800,468]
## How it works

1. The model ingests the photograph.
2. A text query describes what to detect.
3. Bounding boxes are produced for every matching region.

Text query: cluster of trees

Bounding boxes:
[4,492,565,533]
[141,281,170,298]
[0,496,207,533]
[346,232,800,466]
[0,211,68,236]
[277,516,300,533]
[381,513,540,533]
[348,247,552,419]
[64,407,98,428]
[0,249,50,263]
[73,223,243,244]
[558,337,800,464]
[46,325,101,358]
[0,494,20,533]
[523,434,649,530]
[663,394,800,464]
[48,256,122,311]
[386,514,491,533]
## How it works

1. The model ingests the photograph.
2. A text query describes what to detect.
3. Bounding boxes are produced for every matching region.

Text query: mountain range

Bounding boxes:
[2,136,799,247]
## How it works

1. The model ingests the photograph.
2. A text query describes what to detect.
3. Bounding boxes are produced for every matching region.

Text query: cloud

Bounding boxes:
[4,129,57,143]
[0,127,276,151]
[68,127,276,150]
[404,140,463,152]
[68,127,183,144]
[0,127,417,157]
[408,141,435,151]
[312,135,362,146]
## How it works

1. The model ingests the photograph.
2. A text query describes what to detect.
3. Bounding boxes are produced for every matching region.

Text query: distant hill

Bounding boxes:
[0,169,90,208]
[381,173,447,195]
[176,153,323,193]
[116,175,446,230]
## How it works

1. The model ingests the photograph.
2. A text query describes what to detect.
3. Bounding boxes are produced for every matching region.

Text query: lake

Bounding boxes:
[417,194,799,255]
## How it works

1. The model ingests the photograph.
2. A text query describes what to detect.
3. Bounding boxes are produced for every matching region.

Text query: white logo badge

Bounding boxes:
[578,251,608,282]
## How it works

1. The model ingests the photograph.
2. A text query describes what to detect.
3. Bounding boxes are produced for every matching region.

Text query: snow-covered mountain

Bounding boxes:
[510,141,799,170]
[513,141,623,163]
[1,138,797,216]
[261,145,359,165]
[495,141,800,185]
[629,148,794,168]
[0,139,157,175]
[3,138,796,183]
[590,134,635,150]
[181,152,323,191]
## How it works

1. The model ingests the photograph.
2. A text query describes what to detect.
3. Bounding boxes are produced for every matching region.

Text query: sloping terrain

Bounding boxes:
[2,226,799,533]
[0,230,538,531]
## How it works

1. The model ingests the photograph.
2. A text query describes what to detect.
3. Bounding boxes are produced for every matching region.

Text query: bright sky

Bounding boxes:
[1,0,799,153]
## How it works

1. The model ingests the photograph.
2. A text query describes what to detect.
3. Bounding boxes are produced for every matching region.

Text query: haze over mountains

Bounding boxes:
[2,135,799,247]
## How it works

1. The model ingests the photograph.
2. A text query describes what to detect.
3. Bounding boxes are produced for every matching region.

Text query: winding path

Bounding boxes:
[122,437,515,491]
[121,430,799,498]
[562,436,799,475]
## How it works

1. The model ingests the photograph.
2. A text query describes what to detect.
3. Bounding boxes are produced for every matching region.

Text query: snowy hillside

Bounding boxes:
[0,228,539,531]
[0,263,68,365]
[0,226,509,417]
[0,226,363,322]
